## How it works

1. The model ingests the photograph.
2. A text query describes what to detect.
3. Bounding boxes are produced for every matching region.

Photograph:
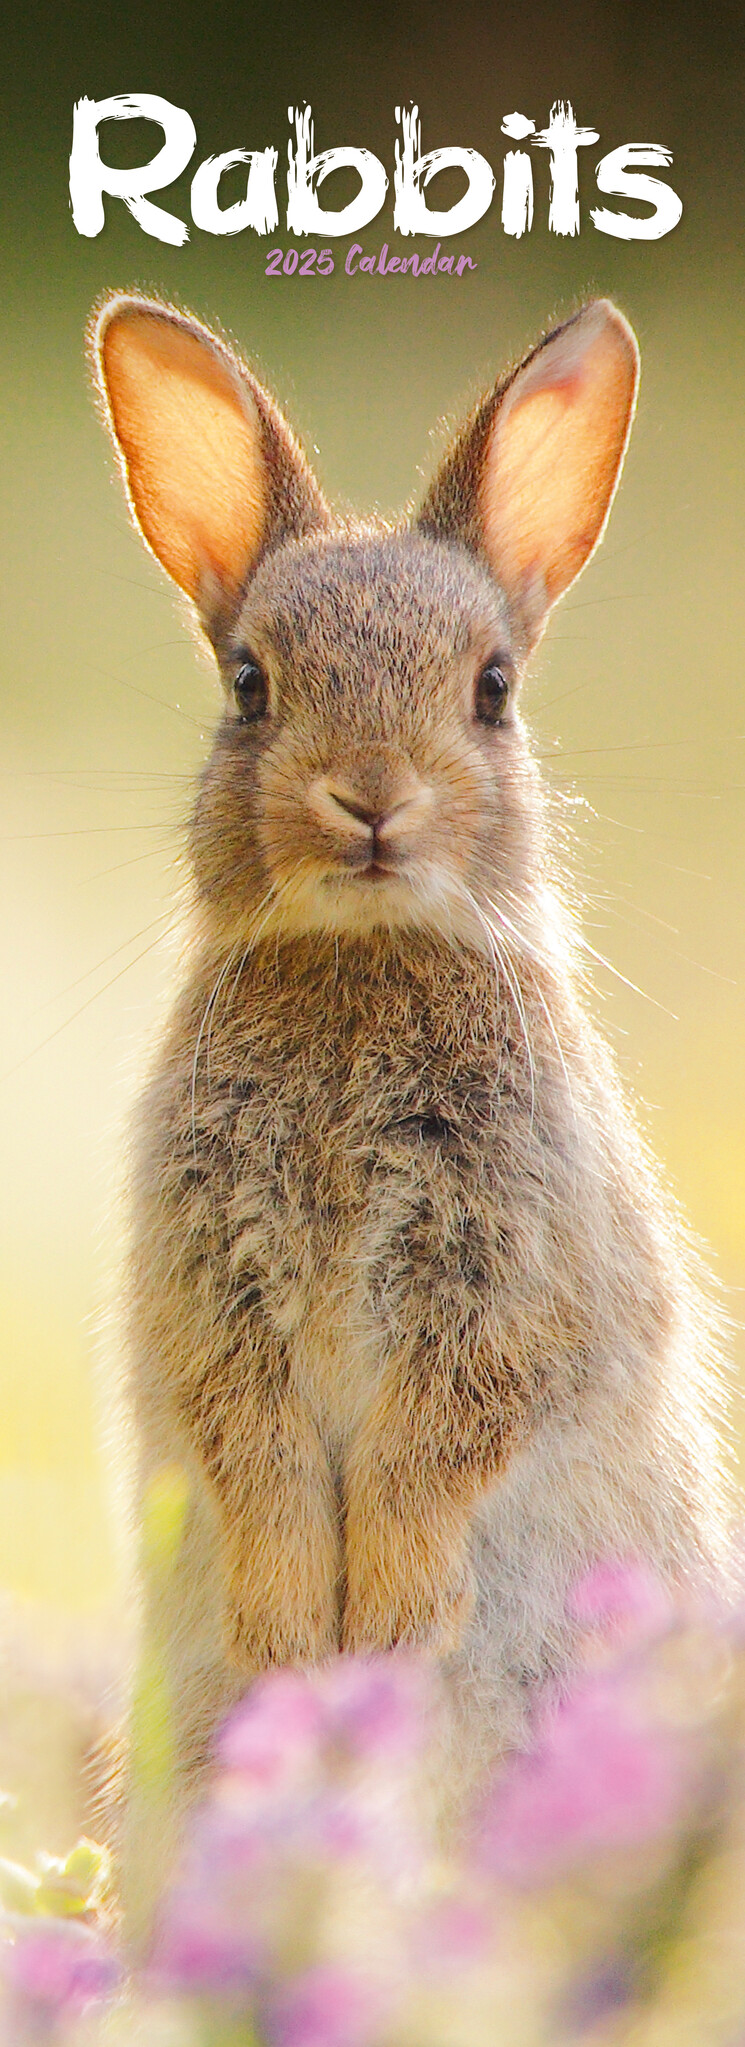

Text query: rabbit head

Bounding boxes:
[93,295,638,954]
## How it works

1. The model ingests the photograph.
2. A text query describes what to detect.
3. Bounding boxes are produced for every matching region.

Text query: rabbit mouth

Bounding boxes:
[316,839,414,887]
[352,856,400,881]
[315,851,424,909]
[320,859,402,892]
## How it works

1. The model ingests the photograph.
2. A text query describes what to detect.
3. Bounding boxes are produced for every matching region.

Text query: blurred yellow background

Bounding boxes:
[1,0,743,1621]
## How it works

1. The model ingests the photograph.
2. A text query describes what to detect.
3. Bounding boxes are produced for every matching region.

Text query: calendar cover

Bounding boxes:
[0,0,743,2036]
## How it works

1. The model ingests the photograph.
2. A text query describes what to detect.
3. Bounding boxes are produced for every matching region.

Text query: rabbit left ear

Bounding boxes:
[418,299,639,654]
[92,294,329,638]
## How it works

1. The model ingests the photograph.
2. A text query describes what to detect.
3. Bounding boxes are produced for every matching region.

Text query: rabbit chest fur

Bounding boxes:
[130,915,723,1775]
[92,293,731,1902]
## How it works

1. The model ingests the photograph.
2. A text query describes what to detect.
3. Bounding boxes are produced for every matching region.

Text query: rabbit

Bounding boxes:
[91,291,731,1925]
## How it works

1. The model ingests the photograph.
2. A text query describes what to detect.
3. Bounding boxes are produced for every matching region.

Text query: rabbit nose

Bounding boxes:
[306,775,434,845]
[306,779,378,839]
[377,783,434,842]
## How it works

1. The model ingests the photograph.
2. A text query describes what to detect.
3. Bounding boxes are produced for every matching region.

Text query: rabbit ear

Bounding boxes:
[92,295,329,636]
[418,300,639,653]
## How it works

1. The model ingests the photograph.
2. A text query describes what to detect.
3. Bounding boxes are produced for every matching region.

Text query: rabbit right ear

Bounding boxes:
[418,300,639,656]
[92,295,329,637]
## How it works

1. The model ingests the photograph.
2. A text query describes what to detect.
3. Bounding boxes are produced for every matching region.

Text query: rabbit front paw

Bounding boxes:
[343,1514,475,1657]
[226,1590,340,1674]
[224,1522,342,1674]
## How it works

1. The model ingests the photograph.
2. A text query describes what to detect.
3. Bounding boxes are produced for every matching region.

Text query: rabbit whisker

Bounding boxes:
[457,881,537,1132]
[483,892,580,1140]
[2,921,179,1086]
[190,944,243,1162]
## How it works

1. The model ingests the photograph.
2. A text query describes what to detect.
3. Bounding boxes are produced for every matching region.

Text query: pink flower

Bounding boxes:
[476,1671,691,1882]
[149,1658,431,2003]
[218,1670,326,1791]
[149,1910,260,1997]
[218,1655,430,1789]
[147,1802,271,1998]
[310,1656,431,1765]
[412,1897,490,1976]
[569,1562,674,1646]
[267,1962,387,2047]
[5,1919,119,2014]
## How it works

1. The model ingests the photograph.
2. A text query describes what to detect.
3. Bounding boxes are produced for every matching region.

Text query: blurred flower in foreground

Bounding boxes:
[268,1961,388,2047]
[476,1671,691,1880]
[569,1559,675,1644]
[2,1558,745,2047]
[147,1655,431,2036]
[475,1564,697,1883]
[2,1917,119,2038]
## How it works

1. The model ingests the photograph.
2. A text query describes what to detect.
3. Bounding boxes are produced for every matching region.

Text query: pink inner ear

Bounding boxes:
[100,309,268,608]
[479,309,638,632]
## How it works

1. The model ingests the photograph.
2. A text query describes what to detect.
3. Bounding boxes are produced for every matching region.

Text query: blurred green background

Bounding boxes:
[0,0,743,1620]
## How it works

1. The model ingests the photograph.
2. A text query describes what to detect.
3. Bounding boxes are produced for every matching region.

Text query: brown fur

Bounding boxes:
[91,295,731,1926]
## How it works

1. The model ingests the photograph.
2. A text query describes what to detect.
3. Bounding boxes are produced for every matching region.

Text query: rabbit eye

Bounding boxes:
[234,658,269,723]
[475,662,509,727]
